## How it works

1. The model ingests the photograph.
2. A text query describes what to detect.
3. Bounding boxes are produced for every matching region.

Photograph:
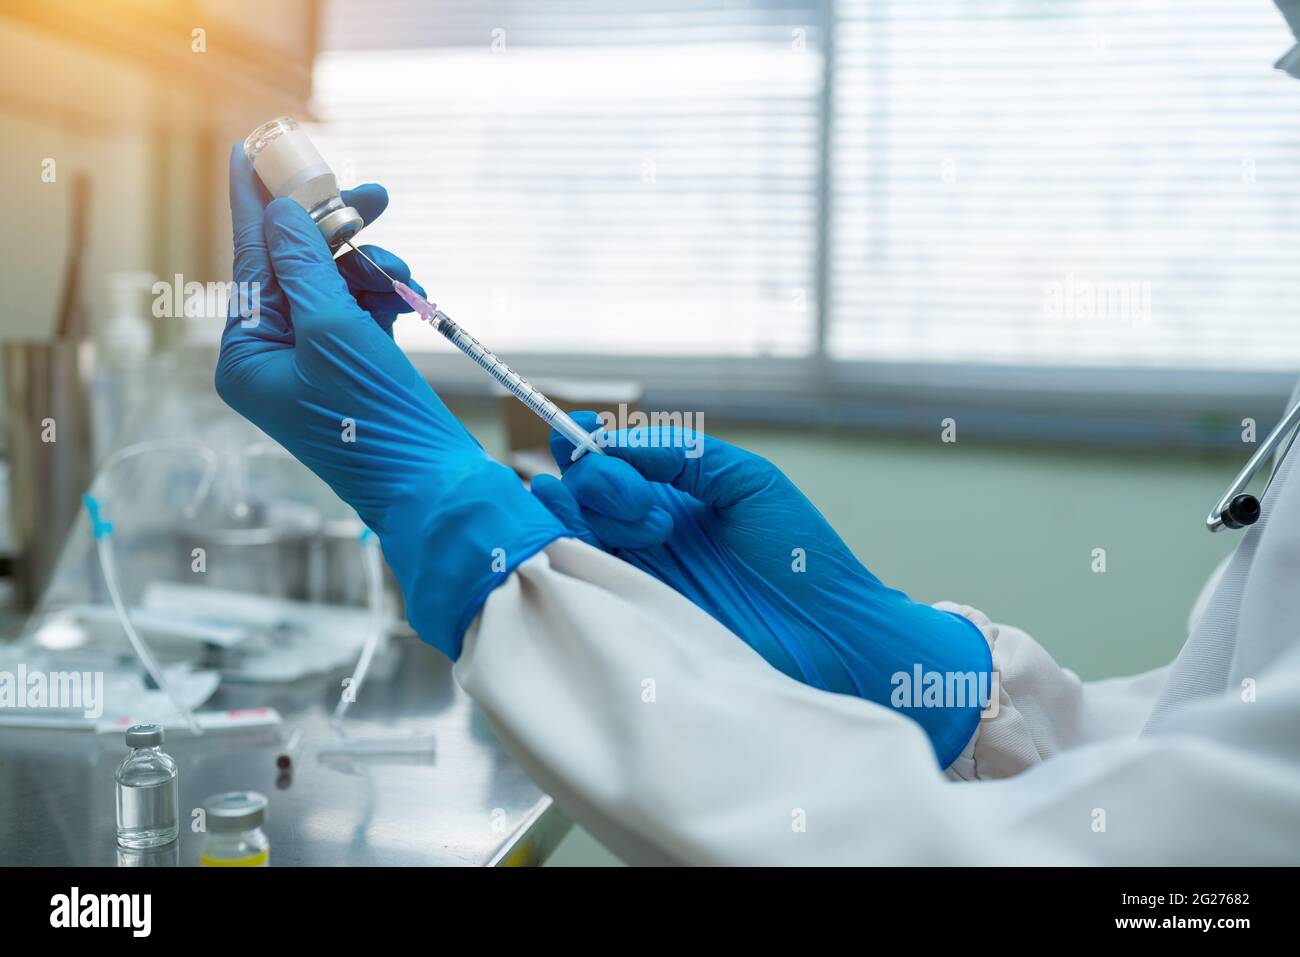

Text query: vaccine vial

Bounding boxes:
[243,116,364,249]
[115,724,180,849]
[199,791,270,867]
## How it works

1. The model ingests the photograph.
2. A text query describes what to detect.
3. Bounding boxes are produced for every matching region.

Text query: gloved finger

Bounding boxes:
[530,474,603,550]
[548,411,605,476]
[336,243,411,292]
[353,291,414,338]
[578,504,674,550]
[337,247,425,335]
[562,451,661,521]
[553,413,772,511]
[230,145,270,281]
[263,197,369,334]
[355,278,428,336]
[340,184,388,228]
[227,145,291,342]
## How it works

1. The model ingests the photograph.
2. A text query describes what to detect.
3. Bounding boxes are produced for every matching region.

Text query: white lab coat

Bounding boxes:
[453,426,1300,865]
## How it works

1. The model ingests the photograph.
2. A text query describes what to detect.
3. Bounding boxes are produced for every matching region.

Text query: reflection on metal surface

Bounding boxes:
[0,638,569,866]
[489,801,574,868]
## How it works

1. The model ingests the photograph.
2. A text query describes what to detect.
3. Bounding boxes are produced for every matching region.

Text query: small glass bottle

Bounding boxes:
[115,724,179,849]
[243,116,363,249]
[117,842,180,868]
[199,792,271,867]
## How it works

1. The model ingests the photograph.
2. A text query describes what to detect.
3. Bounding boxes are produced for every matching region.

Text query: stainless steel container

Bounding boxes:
[2,341,94,609]
[176,498,323,602]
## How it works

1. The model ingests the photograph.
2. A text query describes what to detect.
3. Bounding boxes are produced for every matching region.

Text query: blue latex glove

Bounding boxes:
[216,146,566,658]
[1276,0,1300,77]
[532,414,992,767]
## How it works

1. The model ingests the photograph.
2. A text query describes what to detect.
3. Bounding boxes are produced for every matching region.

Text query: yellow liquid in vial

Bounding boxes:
[200,849,269,867]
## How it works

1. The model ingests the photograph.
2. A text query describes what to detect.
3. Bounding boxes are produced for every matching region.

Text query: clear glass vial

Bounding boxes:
[115,724,179,849]
[243,116,363,248]
[199,791,270,867]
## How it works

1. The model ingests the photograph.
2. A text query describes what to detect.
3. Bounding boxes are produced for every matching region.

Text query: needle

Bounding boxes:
[343,239,397,285]
[341,239,604,461]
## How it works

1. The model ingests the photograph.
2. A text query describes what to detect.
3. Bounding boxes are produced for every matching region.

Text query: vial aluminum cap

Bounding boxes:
[125,723,164,748]
[204,791,268,832]
[317,206,365,248]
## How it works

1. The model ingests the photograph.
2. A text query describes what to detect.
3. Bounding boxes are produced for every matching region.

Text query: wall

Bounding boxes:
[0,4,319,348]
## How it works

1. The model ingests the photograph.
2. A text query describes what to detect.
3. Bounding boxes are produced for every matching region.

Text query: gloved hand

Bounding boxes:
[216,146,566,658]
[532,414,992,767]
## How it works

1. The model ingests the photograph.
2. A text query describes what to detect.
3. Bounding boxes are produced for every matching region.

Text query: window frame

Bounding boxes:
[377,0,1299,449]
[411,350,1296,449]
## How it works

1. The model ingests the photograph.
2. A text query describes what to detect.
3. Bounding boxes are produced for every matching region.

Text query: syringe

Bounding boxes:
[344,242,604,461]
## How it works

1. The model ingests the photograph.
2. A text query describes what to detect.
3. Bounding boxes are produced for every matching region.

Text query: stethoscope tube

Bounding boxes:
[1208,396,1300,532]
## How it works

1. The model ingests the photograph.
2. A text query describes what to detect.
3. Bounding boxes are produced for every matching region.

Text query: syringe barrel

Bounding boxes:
[435,314,560,419]
[432,312,602,457]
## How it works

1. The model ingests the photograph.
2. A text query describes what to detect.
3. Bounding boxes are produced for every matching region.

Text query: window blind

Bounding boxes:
[313,0,1300,375]
[311,0,825,357]
[828,0,1300,370]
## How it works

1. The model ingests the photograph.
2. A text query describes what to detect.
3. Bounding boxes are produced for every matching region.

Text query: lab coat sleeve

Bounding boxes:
[454,538,1300,865]
[936,602,1171,780]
